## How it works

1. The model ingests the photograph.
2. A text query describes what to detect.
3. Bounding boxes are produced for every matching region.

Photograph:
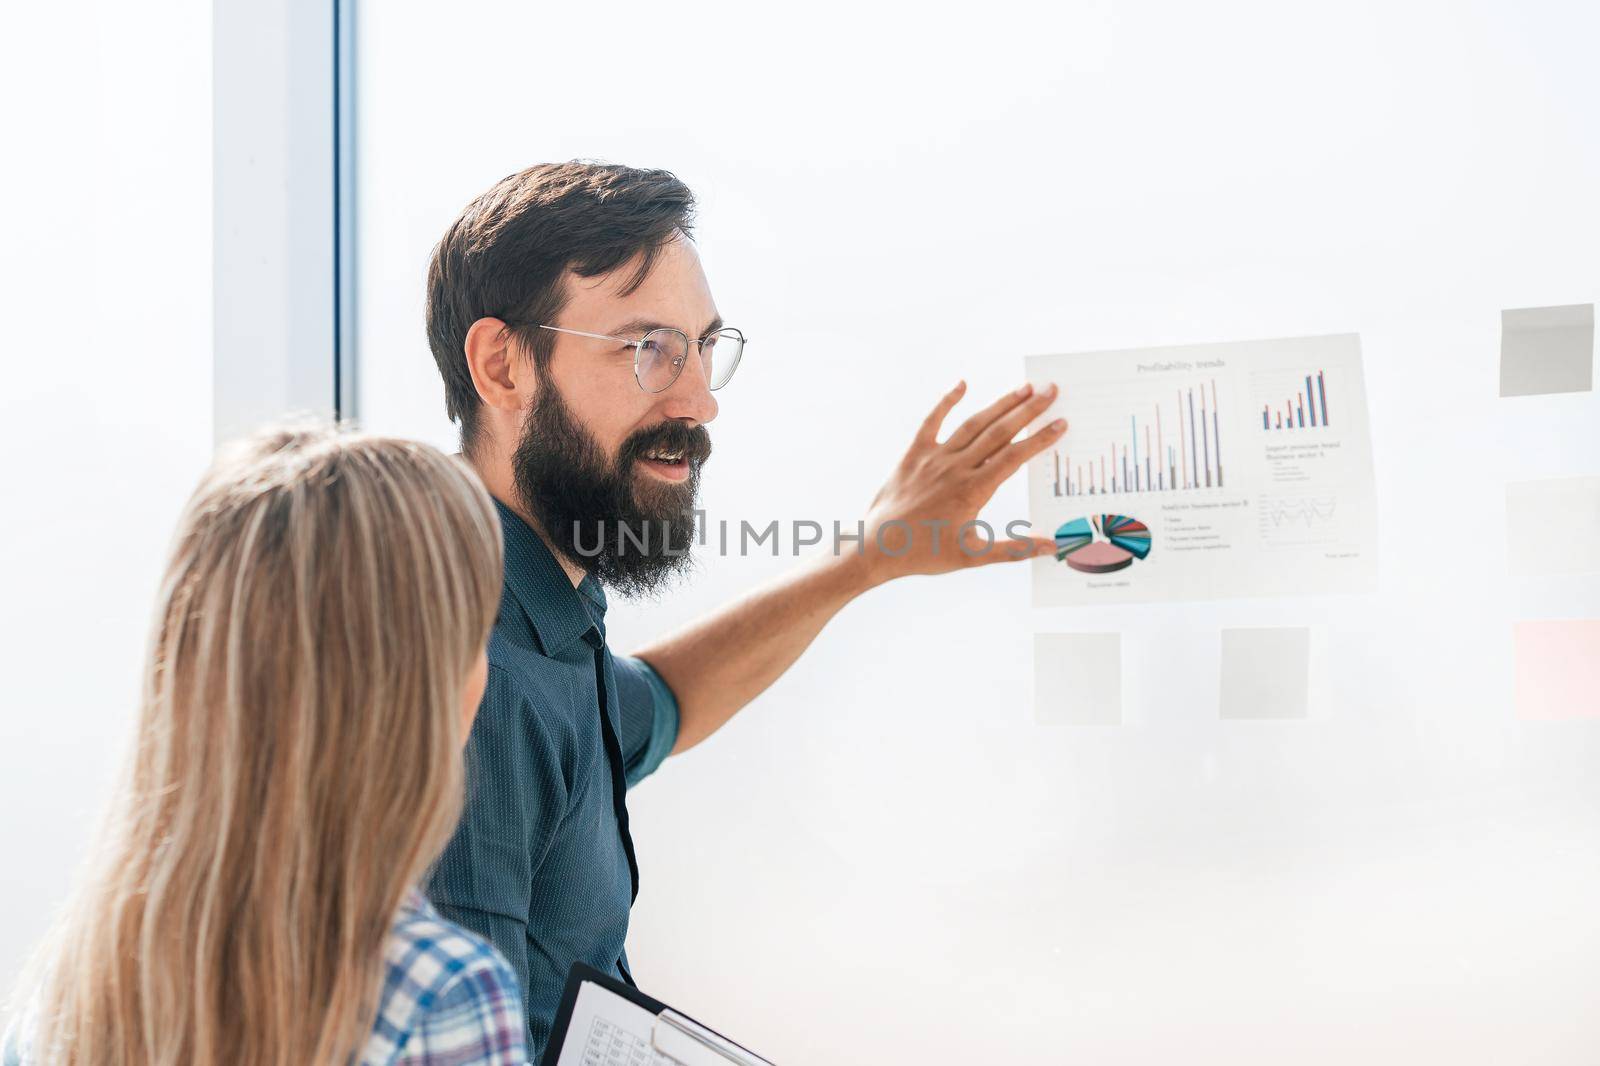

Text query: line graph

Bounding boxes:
[1257,494,1340,548]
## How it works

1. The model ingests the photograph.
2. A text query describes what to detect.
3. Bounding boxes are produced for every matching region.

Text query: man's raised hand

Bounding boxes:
[853,380,1068,585]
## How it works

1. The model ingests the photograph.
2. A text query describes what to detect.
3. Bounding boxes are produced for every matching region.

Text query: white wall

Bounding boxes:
[0,0,213,1001]
[354,2,1600,1062]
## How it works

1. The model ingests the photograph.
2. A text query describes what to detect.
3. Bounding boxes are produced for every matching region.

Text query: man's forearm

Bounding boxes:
[635,383,1063,755]
[633,549,882,755]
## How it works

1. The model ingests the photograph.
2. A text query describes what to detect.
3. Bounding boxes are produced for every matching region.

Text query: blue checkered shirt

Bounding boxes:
[360,889,528,1064]
[1,891,525,1065]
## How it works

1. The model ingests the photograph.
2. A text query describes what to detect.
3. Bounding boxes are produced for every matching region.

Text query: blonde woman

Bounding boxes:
[3,425,525,1065]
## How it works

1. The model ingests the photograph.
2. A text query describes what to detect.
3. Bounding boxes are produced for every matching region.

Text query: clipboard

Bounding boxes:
[541,962,774,1066]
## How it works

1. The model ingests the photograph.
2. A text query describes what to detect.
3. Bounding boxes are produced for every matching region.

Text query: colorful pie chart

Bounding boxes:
[1097,514,1152,559]
[1052,515,1152,575]
[1052,517,1093,556]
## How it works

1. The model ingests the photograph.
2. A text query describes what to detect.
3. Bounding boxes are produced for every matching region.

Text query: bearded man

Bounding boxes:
[424,162,1066,1057]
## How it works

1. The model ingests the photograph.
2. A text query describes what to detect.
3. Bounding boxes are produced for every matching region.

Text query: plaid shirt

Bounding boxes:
[361,889,528,1064]
[1,891,525,1066]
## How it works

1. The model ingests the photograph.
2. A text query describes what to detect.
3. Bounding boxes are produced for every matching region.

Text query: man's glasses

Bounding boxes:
[537,323,745,394]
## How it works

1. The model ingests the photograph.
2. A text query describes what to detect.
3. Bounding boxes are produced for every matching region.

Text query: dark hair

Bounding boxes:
[425,161,696,452]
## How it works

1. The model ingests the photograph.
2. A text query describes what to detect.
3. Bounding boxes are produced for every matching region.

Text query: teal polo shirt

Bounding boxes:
[426,498,679,1059]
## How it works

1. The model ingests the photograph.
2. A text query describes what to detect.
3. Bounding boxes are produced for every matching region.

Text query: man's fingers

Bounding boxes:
[965,385,1060,466]
[969,534,1057,567]
[943,383,1035,452]
[980,418,1068,486]
[915,380,967,449]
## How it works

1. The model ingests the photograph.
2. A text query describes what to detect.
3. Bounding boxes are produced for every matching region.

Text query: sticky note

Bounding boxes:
[1500,303,1594,398]
[1219,627,1310,720]
[1034,632,1121,725]
[1506,476,1600,577]
[1514,619,1600,720]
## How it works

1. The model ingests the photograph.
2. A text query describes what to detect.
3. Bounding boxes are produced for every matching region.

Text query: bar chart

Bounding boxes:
[1262,369,1330,431]
[1049,379,1224,497]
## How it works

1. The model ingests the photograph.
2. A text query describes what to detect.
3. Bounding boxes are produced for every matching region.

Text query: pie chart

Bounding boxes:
[1096,514,1152,558]
[1053,515,1152,575]
[1052,517,1094,555]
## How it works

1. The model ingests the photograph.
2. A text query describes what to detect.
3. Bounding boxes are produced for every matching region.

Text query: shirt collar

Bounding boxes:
[400,886,434,918]
[577,572,609,632]
[493,496,602,655]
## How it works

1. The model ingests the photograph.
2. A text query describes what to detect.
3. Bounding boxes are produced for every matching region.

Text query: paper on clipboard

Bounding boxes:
[552,980,674,1066]
[653,1010,774,1066]
[551,980,773,1066]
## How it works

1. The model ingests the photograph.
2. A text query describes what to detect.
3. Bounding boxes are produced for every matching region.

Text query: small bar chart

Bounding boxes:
[1049,379,1223,497]
[1262,370,1329,431]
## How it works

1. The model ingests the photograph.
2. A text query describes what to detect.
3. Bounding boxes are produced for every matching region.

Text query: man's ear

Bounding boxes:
[463,317,532,413]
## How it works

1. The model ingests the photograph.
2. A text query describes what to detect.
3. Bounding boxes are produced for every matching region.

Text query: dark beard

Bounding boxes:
[510,366,711,598]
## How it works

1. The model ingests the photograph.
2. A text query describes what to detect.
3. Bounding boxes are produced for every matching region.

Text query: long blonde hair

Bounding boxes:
[18,425,503,1064]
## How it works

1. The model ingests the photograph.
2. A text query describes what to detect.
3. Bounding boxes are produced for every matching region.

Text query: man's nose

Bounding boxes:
[659,343,719,425]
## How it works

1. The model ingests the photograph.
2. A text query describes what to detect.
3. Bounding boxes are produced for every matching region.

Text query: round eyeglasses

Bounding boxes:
[537,323,745,394]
